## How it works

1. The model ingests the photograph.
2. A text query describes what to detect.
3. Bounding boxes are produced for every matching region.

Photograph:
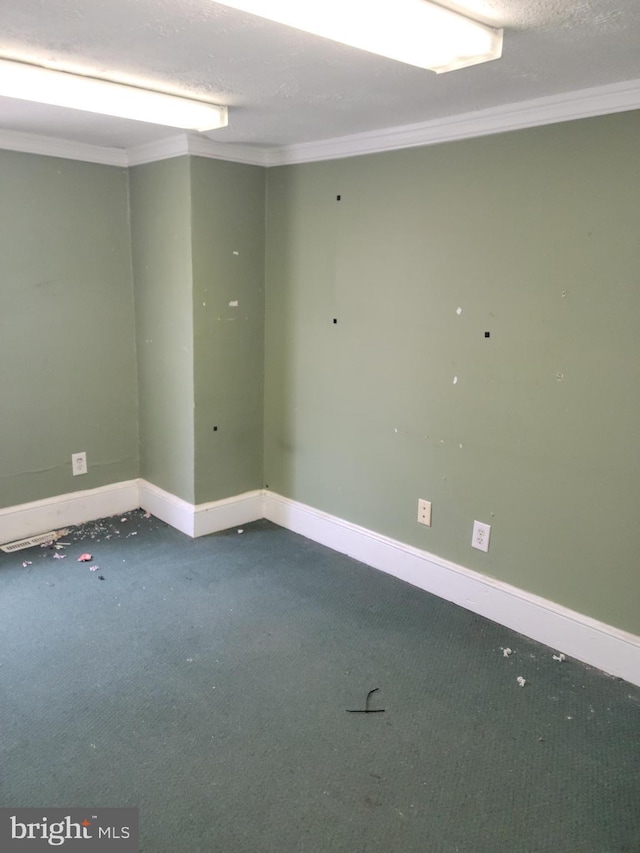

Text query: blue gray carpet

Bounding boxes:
[1,513,638,851]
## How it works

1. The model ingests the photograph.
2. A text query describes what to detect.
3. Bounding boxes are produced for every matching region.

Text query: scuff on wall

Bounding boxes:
[263,110,640,636]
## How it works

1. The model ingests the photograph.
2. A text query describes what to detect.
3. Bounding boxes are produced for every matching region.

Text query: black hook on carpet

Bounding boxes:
[346,687,385,713]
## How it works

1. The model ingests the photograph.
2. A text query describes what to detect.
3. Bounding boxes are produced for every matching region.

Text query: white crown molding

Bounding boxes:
[264,491,640,687]
[264,77,640,166]
[1,78,639,169]
[184,134,270,167]
[0,128,128,166]
[126,134,191,166]
[125,133,271,167]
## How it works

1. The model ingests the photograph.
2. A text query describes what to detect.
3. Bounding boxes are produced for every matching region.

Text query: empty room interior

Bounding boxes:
[1,2,639,851]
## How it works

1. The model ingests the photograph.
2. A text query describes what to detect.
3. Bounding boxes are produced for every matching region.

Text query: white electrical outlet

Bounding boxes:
[472,520,490,552]
[417,499,432,527]
[72,452,87,476]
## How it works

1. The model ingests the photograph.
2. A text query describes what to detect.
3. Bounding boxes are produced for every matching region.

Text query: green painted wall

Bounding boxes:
[3,113,639,638]
[190,157,266,504]
[264,111,640,635]
[130,158,195,503]
[0,150,138,509]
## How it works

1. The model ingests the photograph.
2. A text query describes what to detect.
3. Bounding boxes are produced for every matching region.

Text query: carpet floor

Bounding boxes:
[1,512,638,852]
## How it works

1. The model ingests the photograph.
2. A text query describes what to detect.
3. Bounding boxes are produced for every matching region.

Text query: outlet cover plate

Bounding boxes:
[417,499,432,527]
[72,452,87,476]
[472,520,491,552]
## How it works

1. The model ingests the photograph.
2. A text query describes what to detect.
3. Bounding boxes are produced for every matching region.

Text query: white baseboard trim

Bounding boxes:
[137,480,264,538]
[0,480,264,544]
[0,480,140,544]
[3,481,638,686]
[193,489,264,537]
[137,480,196,536]
[263,491,640,688]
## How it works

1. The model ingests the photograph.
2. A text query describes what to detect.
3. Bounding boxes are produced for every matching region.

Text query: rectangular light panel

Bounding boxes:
[214,0,503,73]
[0,59,228,131]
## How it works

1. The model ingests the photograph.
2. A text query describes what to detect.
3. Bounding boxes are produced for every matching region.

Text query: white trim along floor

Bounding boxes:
[1,480,638,688]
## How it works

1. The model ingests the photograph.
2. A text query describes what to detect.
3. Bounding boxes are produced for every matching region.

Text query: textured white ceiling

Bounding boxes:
[0,0,639,152]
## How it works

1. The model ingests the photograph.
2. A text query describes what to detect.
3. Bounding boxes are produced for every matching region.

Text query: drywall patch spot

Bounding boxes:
[233,251,239,256]
[456,307,462,316]
[556,372,564,382]
[229,300,239,307]
[453,376,458,385]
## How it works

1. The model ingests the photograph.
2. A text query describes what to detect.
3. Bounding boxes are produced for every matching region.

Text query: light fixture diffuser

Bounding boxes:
[0,59,228,131]
[214,0,502,72]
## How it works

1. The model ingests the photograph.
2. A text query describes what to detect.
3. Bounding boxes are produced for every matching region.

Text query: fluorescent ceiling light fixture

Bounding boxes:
[215,0,503,73]
[0,59,228,130]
